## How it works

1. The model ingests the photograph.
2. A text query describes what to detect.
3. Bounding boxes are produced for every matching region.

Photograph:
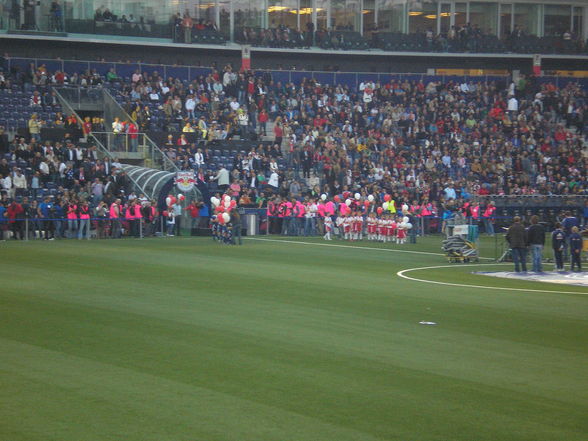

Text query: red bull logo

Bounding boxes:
[175,171,196,192]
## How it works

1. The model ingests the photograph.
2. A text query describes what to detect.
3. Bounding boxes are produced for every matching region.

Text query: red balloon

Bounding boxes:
[334,195,341,203]
[179,195,186,202]
[215,206,224,213]
[230,200,237,208]
[343,191,350,199]
[384,194,391,202]
[162,210,168,217]
[364,200,370,207]
[377,207,383,215]
[218,216,225,225]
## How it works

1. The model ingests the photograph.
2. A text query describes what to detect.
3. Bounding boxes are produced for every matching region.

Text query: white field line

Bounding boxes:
[397,264,588,295]
[245,237,494,260]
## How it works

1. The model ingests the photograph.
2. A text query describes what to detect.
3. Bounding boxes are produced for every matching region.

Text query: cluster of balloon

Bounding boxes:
[165,194,185,207]
[165,195,176,208]
[399,215,413,230]
[210,195,233,225]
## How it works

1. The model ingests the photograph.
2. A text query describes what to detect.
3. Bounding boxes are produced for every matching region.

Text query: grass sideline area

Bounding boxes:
[1,235,587,441]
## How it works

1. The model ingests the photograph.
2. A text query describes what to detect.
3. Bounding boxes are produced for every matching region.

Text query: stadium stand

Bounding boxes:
[0,54,585,240]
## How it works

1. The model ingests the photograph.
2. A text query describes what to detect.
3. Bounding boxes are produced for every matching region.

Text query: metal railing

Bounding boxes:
[53,86,103,108]
[90,131,178,172]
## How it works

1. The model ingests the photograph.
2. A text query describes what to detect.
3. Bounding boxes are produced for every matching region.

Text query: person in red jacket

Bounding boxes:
[127,121,139,152]
[186,200,202,229]
[258,109,268,136]
[483,201,496,235]
[7,201,24,240]
[77,200,91,240]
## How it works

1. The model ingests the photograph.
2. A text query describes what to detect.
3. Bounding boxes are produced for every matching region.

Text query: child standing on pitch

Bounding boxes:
[343,214,352,240]
[396,216,407,244]
[367,212,377,241]
[324,216,333,241]
[166,210,175,236]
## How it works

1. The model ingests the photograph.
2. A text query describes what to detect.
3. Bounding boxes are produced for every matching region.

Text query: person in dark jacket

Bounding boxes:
[506,216,528,273]
[527,215,545,272]
[569,226,583,272]
[551,222,565,271]
[562,211,579,262]
[230,207,242,246]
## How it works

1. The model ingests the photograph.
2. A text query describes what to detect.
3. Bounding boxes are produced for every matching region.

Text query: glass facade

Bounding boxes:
[331,0,361,31]
[377,0,405,33]
[408,1,437,34]
[514,3,539,36]
[0,1,585,41]
[544,4,571,36]
[470,2,498,35]
[499,3,512,38]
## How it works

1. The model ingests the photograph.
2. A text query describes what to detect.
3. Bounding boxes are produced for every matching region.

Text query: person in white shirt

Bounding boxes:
[39,161,50,178]
[185,95,196,119]
[111,117,124,150]
[194,148,204,169]
[1,174,12,198]
[508,97,518,112]
[237,110,249,138]
[212,166,230,190]
[229,98,240,112]
[268,171,279,192]
[12,170,27,196]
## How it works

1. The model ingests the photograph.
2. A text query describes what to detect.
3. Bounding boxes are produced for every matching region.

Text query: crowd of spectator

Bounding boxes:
[114,63,586,201]
[0,59,586,241]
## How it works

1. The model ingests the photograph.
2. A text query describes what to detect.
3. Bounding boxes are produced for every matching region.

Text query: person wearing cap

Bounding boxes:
[506,216,528,273]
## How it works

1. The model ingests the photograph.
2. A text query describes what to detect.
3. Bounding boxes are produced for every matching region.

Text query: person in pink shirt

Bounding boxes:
[294,200,305,236]
[229,181,241,198]
[281,199,293,235]
[325,200,335,217]
[66,199,78,239]
[77,200,91,240]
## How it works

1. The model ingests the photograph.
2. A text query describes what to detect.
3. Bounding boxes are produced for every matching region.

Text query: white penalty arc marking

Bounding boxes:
[245,237,494,260]
[397,264,588,295]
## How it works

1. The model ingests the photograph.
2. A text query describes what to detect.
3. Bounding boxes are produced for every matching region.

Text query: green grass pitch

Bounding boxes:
[1,235,587,441]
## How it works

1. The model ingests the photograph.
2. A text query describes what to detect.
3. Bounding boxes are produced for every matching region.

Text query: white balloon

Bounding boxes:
[367,195,374,202]
[321,194,327,201]
[354,192,361,200]
[403,216,409,223]
[213,198,221,207]
[382,202,389,211]
[402,203,409,212]
[210,196,216,204]
[222,212,230,223]
[224,200,231,208]
[166,197,172,207]
[399,222,406,229]
[224,195,231,203]
[405,222,413,229]
[345,199,352,206]
[178,193,184,200]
